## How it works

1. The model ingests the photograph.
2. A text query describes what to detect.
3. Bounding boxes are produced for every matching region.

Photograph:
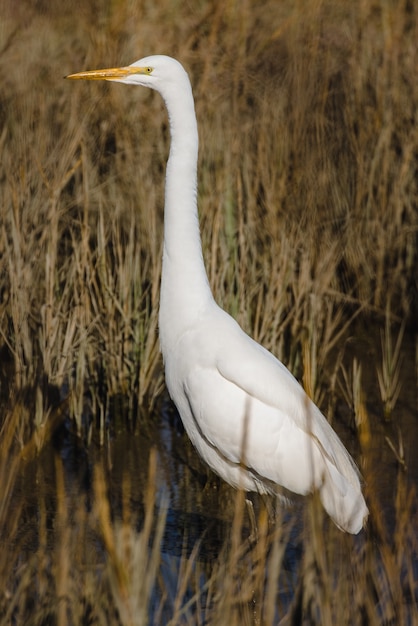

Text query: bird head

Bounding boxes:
[66,54,189,97]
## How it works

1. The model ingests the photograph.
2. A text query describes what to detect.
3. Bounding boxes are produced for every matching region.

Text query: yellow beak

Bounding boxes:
[66,66,147,81]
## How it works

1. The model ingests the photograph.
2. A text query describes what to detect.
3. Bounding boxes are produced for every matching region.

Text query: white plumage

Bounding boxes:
[67,55,368,534]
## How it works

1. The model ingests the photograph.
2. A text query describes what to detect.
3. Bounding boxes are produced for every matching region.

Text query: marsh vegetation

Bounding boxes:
[0,0,417,623]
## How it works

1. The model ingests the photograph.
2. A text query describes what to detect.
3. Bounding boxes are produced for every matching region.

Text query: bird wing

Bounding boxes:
[181,308,359,492]
[219,315,358,464]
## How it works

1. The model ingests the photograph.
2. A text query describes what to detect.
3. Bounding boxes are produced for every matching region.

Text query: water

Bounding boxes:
[3,334,418,623]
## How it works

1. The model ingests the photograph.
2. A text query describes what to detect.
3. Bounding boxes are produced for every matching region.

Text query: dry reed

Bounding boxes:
[1,0,416,433]
[0,0,417,623]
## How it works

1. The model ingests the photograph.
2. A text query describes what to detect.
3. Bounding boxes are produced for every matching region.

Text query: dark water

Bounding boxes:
[5,332,418,622]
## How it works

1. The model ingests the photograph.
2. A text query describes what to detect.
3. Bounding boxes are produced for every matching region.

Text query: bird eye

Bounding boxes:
[146,67,153,74]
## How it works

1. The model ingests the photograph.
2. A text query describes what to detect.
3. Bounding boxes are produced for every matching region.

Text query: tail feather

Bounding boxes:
[320,462,368,534]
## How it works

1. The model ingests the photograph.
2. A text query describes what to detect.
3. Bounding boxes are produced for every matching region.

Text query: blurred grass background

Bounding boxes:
[0,0,417,623]
[1,0,417,431]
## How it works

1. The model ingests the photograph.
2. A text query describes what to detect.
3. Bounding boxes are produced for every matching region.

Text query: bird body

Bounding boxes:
[67,55,368,534]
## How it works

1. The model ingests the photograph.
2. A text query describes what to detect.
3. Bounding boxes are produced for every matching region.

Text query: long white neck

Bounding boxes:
[158,76,214,357]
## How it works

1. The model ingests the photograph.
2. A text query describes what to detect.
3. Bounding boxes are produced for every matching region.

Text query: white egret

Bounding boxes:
[67,55,368,534]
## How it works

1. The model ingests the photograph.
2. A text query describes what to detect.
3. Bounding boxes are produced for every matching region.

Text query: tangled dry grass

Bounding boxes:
[1,0,417,431]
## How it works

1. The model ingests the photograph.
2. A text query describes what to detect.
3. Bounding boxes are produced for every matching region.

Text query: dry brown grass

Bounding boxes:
[0,408,416,625]
[1,0,417,434]
[0,0,417,623]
